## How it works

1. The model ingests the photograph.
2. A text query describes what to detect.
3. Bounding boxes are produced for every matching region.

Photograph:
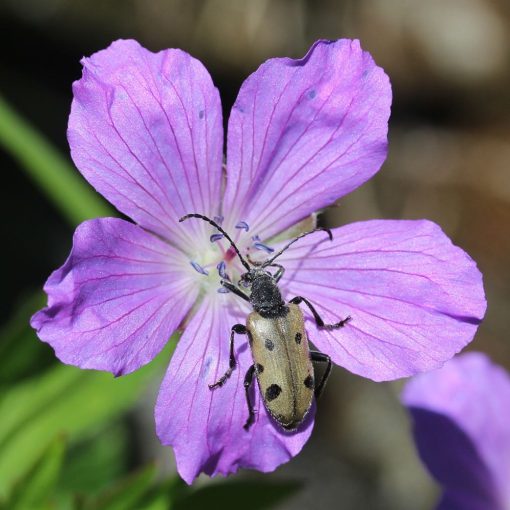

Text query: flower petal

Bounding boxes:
[402,353,510,510]
[69,39,223,248]
[31,218,198,376]
[155,295,314,484]
[277,220,486,381]
[223,39,391,238]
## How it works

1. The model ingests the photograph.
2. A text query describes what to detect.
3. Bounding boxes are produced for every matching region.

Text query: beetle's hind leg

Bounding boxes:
[290,296,351,330]
[310,351,332,399]
[209,324,247,389]
[243,364,256,431]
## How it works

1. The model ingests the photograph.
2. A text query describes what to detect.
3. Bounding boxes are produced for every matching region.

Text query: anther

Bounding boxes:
[190,261,209,275]
[210,233,224,243]
[253,241,274,253]
[235,221,249,232]
[214,215,224,225]
[217,261,227,279]
[218,287,230,293]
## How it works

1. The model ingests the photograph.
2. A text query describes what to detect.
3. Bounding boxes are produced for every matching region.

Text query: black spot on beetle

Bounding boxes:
[295,332,302,344]
[256,363,264,374]
[304,375,314,389]
[265,384,282,401]
[265,338,275,351]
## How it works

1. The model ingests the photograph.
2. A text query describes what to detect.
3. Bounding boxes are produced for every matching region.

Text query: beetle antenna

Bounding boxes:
[179,213,251,271]
[261,228,333,267]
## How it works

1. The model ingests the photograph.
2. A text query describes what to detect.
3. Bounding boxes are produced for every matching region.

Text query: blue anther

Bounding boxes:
[253,242,274,253]
[235,221,249,232]
[214,215,224,225]
[251,235,261,242]
[210,233,224,243]
[190,261,209,275]
[217,261,227,278]
[218,287,230,293]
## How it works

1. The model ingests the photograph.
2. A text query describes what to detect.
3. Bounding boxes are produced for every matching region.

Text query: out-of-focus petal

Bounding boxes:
[69,39,223,249]
[155,295,314,484]
[403,353,510,510]
[277,220,486,381]
[31,218,197,376]
[223,39,391,239]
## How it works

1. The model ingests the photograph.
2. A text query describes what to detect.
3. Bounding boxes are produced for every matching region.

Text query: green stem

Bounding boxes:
[0,94,114,226]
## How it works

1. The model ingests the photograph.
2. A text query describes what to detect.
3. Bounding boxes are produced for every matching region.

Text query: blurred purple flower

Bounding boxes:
[402,352,510,510]
[31,39,486,483]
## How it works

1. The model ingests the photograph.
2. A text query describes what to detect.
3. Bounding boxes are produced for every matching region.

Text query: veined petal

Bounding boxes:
[69,39,223,249]
[224,39,391,238]
[155,295,314,484]
[31,218,198,376]
[403,353,510,510]
[276,220,486,381]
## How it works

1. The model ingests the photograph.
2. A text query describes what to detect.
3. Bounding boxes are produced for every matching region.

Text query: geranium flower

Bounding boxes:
[403,353,510,510]
[31,39,486,484]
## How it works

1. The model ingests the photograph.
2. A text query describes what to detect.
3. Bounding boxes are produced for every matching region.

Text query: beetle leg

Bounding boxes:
[243,364,257,431]
[269,264,285,283]
[220,280,250,302]
[310,351,332,399]
[209,324,247,389]
[290,296,351,330]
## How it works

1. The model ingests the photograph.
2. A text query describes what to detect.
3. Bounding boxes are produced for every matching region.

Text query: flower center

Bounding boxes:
[186,220,272,295]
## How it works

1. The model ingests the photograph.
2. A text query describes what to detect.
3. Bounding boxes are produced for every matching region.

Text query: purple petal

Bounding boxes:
[69,39,223,248]
[31,218,198,376]
[403,353,510,510]
[155,296,314,484]
[224,39,391,238]
[277,220,486,381]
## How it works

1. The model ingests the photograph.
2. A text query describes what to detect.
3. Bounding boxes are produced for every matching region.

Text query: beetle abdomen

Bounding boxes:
[247,303,314,430]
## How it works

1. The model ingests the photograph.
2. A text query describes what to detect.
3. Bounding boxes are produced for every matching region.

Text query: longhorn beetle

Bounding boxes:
[180,214,351,431]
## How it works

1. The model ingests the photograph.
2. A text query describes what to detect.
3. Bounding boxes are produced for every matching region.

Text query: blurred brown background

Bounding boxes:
[1,1,508,508]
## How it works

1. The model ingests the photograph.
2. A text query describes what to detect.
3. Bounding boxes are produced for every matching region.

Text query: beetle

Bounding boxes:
[179,213,351,431]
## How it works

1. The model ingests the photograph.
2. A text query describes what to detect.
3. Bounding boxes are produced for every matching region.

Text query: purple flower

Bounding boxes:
[402,353,510,510]
[31,39,486,483]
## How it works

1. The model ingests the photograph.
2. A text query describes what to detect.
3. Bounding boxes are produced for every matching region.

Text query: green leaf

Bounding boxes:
[5,436,66,510]
[83,464,157,510]
[0,94,114,225]
[0,293,53,385]
[58,422,129,495]
[0,336,177,500]
[173,479,302,510]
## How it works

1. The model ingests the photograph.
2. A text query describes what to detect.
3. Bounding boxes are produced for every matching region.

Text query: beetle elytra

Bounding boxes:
[180,213,351,431]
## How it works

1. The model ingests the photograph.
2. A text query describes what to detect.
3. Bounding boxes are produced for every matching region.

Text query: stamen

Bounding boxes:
[210,233,224,243]
[253,242,274,253]
[251,235,260,241]
[217,261,227,279]
[214,215,224,225]
[190,261,209,275]
[218,287,230,293]
[235,221,249,232]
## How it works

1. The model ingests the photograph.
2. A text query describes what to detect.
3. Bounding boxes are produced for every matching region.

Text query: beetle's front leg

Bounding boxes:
[220,280,250,302]
[209,324,247,389]
[310,351,332,399]
[290,296,351,330]
[243,364,257,431]
[269,264,285,283]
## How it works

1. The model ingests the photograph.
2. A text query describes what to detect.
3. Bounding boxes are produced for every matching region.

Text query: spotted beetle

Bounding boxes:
[180,214,351,431]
